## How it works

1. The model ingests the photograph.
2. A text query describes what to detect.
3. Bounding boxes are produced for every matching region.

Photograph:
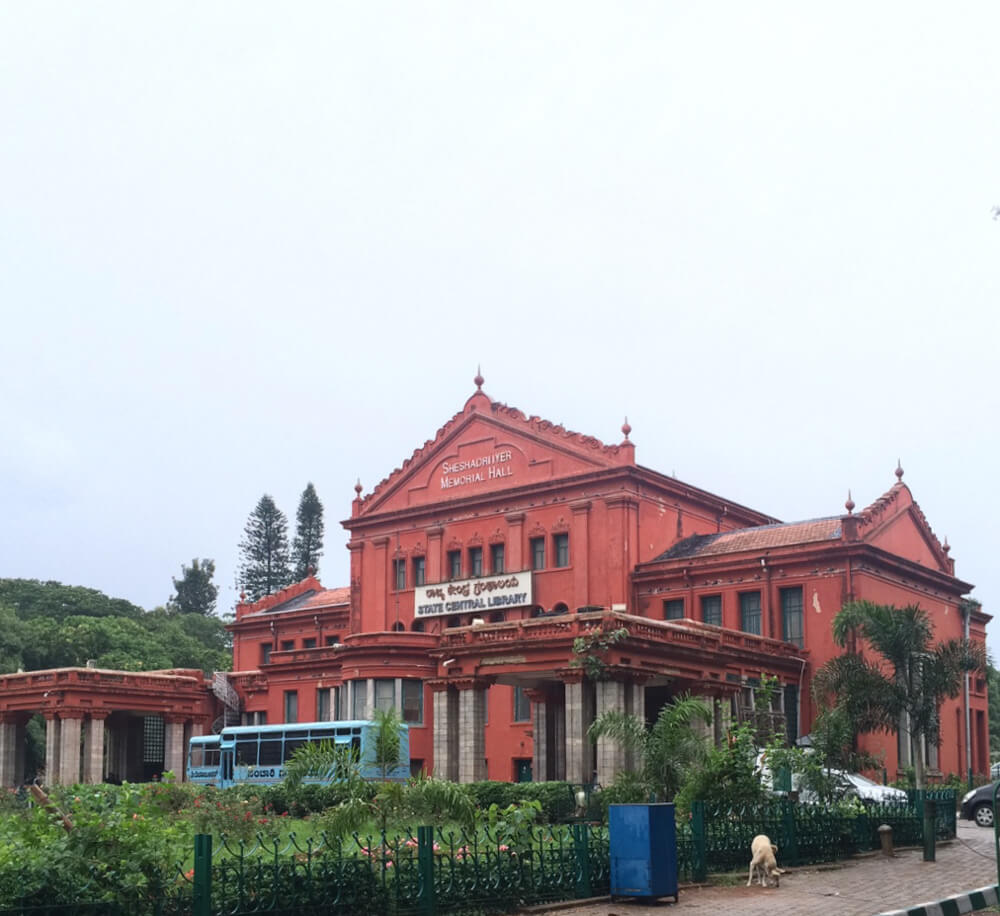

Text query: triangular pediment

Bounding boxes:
[856,483,951,573]
[355,391,633,517]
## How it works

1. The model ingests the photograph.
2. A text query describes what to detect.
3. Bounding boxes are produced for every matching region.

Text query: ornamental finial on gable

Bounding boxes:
[895,459,904,482]
[845,489,855,515]
[621,416,632,441]
[354,478,363,497]
[474,365,484,391]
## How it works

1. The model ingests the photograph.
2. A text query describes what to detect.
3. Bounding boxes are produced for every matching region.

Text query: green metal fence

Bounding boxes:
[0,791,956,916]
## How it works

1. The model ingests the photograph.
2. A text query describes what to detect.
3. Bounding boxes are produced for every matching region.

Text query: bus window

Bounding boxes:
[236,737,259,766]
[259,739,282,766]
[283,738,306,762]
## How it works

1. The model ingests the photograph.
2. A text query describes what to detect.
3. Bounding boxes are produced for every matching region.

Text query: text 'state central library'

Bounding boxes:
[0,375,989,786]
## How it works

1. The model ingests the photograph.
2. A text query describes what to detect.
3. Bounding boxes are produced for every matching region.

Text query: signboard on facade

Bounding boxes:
[414,571,533,619]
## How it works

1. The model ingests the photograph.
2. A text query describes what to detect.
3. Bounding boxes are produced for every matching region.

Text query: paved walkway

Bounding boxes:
[535,821,999,916]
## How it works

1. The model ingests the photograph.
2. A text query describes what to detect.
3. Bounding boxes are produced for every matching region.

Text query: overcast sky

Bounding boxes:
[2,4,998,656]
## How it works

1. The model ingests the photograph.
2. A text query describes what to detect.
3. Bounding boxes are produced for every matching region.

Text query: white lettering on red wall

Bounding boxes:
[440,450,513,489]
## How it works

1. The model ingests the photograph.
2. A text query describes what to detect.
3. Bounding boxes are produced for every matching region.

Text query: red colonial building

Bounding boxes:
[0,376,986,786]
[225,375,990,785]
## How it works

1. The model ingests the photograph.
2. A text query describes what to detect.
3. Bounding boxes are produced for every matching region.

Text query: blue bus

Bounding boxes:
[186,720,410,788]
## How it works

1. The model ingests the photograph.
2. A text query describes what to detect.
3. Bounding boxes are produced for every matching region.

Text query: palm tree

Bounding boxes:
[813,600,985,789]
[587,693,712,801]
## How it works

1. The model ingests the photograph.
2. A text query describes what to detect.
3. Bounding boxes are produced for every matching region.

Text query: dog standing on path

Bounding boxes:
[747,834,783,887]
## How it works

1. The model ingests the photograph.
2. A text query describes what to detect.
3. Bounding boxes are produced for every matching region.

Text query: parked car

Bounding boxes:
[755,753,907,804]
[961,781,999,827]
[990,761,1000,780]
[834,771,909,804]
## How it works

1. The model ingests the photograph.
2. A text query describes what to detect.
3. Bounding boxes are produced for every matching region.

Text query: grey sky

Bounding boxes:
[2,4,998,655]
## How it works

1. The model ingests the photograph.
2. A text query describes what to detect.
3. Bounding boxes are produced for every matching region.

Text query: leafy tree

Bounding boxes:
[588,693,712,801]
[0,579,144,621]
[987,660,1000,755]
[292,482,324,581]
[674,719,770,812]
[167,559,219,616]
[813,599,985,789]
[238,495,292,601]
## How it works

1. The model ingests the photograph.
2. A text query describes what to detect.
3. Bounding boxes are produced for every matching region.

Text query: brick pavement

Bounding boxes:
[532,822,999,916]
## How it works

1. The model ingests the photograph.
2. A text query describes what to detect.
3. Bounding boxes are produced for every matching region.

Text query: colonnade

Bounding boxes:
[0,711,207,786]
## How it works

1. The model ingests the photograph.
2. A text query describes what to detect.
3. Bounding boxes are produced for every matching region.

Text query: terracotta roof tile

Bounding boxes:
[655,518,842,561]
[244,586,350,617]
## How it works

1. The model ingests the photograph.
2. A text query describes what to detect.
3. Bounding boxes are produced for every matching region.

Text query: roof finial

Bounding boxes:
[621,416,632,441]
[354,478,363,496]
[895,459,904,482]
[474,365,484,391]
[845,489,855,515]
[942,536,951,555]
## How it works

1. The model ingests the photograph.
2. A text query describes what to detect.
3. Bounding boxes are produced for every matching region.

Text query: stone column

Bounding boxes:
[563,676,595,785]
[0,718,17,787]
[526,689,549,783]
[364,679,375,720]
[595,680,626,787]
[625,681,646,771]
[164,717,186,779]
[82,713,108,784]
[457,681,488,783]
[430,684,458,781]
[44,714,61,785]
[553,686,567,780]
[58,716,82,786]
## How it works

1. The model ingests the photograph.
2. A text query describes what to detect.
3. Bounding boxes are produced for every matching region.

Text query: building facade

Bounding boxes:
[226,377,990,785]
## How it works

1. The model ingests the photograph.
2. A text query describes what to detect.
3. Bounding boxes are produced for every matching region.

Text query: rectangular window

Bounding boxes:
[468,546,483,577]
[412,556,426,587]
[393,558,406,591]
[701,595,722,627]
[664,599,684,620]
[402,679,423,725]
[351,682,367,719]
[375,678,395,712]
[448,550,461,580]
[316,688,330,721]
[530,537,545,570]
[260,643,272,665]
[740,592,762,635]
[333,686,342,721]
[281,639,295,652]
[284,690,298,724]
[325,634,341,646]
[781,587,804,648]
[490,543,505,574]
[513,686,531,723]
[553,533,569,568]
[303,637,317,649]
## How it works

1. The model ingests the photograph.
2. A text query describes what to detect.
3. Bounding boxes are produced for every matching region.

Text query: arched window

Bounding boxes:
[552,602,569,615]
[391,621,405,632]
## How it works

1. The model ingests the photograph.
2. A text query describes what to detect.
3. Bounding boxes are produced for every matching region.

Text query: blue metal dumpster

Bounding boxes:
[609,803,679,901]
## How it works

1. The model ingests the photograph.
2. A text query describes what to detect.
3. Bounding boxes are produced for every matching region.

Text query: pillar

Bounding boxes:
[427,526,443,583]
[553,687,567,780]
[164,717,186,779]
[563,677,595,785]
[0,719,16,787]
[12,721,25,786]
[373,537,390,631]
[527,689,549,783]
[44,714,61,785]
[457,682,488,783]
[625,681,646,771]
[595,680,626,787]
[364,679,375,720]
[431,685,458,781]
[82,714,107,784]
[58,716,82,786]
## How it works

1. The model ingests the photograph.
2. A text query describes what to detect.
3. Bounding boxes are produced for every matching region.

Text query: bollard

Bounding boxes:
[923,799,936,862]
[878,824,894,857]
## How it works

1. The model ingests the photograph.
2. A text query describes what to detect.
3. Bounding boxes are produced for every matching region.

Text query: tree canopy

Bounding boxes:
[292,482,325,581]
[238,494,292,601]
[168,558,219,615]
[813,599,985,788]
[0,579,230,676]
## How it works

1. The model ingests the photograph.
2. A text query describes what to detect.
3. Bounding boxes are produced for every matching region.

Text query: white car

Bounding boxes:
[834,771,908,804]
[990,761,1000,781]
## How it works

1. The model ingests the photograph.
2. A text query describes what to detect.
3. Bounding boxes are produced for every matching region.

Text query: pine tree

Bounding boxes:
[292,482,325,581]
[238,495,292,602]
[168,558,219,615]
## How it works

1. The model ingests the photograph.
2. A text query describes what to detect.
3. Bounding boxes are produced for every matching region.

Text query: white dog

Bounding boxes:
[747,834,783,888]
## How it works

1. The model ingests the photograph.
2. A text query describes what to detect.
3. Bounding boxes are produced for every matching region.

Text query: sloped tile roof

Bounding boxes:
[655,518,842,561]
[246,586,351,617]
